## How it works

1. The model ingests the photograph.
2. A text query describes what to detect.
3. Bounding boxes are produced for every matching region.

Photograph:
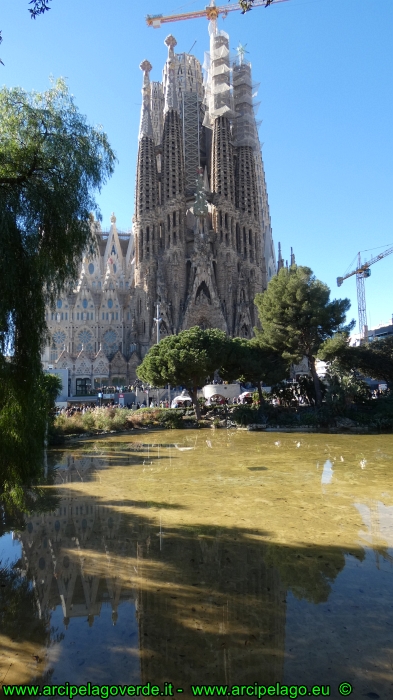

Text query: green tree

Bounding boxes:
[254,266,353,407]
[0,79,115,495]
[221,337,288,404]
[320,333,393,385]
[137,327,230,420]
[323,359,371,410]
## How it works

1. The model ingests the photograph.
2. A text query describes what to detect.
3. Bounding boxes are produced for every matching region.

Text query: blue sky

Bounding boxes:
[1,0,392,333]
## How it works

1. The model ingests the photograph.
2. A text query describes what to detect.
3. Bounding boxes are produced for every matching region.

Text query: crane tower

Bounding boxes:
[337,246,393,341]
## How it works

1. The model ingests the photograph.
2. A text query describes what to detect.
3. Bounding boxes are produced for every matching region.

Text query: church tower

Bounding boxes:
[42,21,277,387]
[134,59,160,356]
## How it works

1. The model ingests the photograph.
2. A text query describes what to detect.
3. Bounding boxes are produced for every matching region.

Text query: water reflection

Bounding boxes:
[321,459,334,484]
[1,432,393,696]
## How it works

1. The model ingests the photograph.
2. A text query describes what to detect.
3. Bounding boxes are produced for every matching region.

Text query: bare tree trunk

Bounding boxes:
[309,356,322,408]
[189,387,201,421]
[257,381,265,406]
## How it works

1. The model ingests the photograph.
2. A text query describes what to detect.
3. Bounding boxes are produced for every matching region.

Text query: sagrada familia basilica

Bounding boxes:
[42,23,280,394]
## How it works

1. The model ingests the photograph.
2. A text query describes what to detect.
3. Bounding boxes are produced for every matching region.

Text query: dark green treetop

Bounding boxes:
[137,327,230,420]
[221,337,288,403]
[319,333,393,385]
[254,266,353,406]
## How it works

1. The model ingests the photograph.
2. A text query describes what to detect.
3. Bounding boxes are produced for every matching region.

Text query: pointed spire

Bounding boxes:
[277,242,284,271]
[136,61,159,215]
[139,60,154,140]
[164,35,178,113]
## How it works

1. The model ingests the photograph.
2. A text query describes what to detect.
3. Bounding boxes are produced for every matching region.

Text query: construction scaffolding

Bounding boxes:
[175,53,205,195]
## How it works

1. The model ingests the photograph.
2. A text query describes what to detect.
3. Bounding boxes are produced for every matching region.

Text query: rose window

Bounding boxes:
[52,330,66,347]
[77,329,94,353]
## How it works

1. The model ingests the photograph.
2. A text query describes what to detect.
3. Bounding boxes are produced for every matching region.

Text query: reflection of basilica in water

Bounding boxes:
[17,452,287,687]
[8,439,393,695]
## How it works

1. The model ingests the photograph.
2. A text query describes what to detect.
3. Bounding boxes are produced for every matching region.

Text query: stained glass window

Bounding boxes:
[52,330,66,346]
[76,329,94,353]
[103,330,118,357]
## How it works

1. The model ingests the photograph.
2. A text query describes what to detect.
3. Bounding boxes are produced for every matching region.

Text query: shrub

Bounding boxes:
[157,409,184,429]
[231,406,266,426]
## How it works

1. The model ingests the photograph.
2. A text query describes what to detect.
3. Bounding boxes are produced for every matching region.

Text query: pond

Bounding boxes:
[1,431,393,699]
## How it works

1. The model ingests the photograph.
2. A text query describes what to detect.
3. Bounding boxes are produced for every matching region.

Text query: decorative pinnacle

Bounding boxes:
[164,35,177,52]
[111,212,116,224]
[164,35,178,113]
[139,59,154,139]
[140,59,152,74]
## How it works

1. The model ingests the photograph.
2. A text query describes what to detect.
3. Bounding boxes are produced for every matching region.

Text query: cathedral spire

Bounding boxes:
[277,242,284,271]
[135,60,158,217]
[161,34,184,203]
[163,35,178,113]
[139,60,154,140]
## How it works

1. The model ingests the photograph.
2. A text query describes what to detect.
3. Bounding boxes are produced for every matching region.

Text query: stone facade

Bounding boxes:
[42,25,277,395]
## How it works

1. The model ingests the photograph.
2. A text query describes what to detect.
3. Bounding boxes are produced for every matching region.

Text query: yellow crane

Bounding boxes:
[146,0,290,29]
[337,245,393,341]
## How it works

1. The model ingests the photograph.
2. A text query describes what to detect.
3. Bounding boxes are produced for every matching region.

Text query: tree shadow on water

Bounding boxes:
[4,459,368,691]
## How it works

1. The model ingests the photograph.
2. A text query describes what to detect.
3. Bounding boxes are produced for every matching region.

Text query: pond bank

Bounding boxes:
[50,400,393,446]
[54,421,380,446]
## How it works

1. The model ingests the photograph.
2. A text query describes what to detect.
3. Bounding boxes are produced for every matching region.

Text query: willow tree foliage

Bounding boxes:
[254,266,353,407]
[0,79,115,494]
[137,327,230,420]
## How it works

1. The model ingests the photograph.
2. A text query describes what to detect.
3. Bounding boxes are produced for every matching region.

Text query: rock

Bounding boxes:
[247,424,267,431]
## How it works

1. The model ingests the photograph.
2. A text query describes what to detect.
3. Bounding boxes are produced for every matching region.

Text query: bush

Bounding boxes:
[231,406,266,426]
[157,409,184,429]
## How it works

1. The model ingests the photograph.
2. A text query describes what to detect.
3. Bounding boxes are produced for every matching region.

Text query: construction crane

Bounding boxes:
[337,245,393,341]
[146,0,289,29]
